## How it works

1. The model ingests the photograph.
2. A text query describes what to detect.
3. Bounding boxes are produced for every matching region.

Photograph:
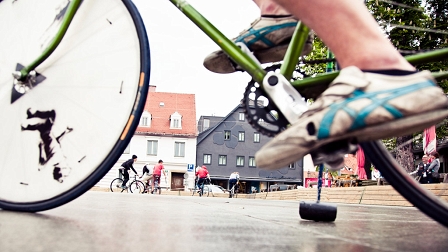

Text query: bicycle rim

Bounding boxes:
[129,181,144,194]
[110,178,124,192]
[361,141,448,228]
[0,0,150,211]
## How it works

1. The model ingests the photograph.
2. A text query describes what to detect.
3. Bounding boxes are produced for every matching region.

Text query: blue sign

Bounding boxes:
[187,164,194,172]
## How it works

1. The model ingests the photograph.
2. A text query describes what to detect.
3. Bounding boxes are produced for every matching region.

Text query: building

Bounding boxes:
[97,86,197,189]
[196,104,305,193]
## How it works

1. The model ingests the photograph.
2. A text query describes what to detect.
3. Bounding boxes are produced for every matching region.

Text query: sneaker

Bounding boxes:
[203,16,313,74]
[255,66,448,170]
[121,185,127,190]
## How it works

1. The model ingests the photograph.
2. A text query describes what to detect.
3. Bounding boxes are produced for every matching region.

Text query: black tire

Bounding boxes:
[361,141,448,228]
[204,185,210,197]
[110,178,124,193]
[129,180,145,194]
[0,0,150,212]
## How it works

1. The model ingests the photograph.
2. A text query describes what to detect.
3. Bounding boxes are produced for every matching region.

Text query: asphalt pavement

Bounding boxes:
[1,191,447,252]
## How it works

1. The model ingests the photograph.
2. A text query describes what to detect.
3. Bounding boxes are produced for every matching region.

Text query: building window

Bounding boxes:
[123,143,130,154]
[218,155,227,166]
[147,140,158,155]
[203,154,212,165]
[249,156,256,167]
[203,119,210,131]
[236,156,245,167]
[238,132,245,142]
[224,130,231,140]
[140,111,151,127]
[174,142,185,157]
[239,112,245,121]
[254,132,260,143]
[288,163,295,170]
[170,112,182,129]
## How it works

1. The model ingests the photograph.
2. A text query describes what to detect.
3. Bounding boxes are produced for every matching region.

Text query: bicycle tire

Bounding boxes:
[129,180,145,194]
[205,185,210,197]
[0,0,150,212]
[361,141,448,228]
[110,178,124,193]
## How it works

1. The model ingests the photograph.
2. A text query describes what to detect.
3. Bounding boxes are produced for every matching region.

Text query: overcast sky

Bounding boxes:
[132,0,260,120]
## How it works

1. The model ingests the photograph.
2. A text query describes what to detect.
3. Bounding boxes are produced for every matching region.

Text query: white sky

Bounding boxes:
[132,0,260,120]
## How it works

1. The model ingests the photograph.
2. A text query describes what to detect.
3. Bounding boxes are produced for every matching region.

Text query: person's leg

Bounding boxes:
[271,0,412,70]
[255,0,448,170]
[122,171,129,188]
[203,0,312,73]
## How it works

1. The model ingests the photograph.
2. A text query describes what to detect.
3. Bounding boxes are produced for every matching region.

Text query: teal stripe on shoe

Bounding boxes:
[317,81,435,139]
[235,22,296,48]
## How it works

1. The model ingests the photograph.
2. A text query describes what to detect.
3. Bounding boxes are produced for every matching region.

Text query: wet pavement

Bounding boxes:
[1,191,447,252]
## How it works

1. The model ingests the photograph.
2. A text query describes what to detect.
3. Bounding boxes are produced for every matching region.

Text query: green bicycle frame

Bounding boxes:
[17,0,83,80]
[170,0,448,95]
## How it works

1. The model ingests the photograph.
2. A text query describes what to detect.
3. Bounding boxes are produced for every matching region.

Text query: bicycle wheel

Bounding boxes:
[361,141,448,228]
[129,180,145,194]
[110,178,124,193]
[0,0,150,211]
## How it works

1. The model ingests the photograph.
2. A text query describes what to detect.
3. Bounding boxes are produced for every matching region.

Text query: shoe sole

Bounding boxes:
[204,43,313,74]
[258,108,448,170]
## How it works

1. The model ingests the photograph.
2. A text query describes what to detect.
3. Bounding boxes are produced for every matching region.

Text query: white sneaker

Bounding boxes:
[255,66,448,170]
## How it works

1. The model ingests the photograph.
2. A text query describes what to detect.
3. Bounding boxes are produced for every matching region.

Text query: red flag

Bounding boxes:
[423,125,436,155]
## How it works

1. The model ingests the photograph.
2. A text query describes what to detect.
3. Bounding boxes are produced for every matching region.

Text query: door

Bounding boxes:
[171,172,184,190]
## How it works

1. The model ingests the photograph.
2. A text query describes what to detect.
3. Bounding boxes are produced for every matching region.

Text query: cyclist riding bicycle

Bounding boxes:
[120,155,138,189]
[228,171,240,198]
[151,160,165,194]
[141,163,153,193]
[195,165,210,193]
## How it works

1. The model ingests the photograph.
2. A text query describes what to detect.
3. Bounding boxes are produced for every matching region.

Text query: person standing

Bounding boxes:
[151,160,165,194]
[427,152,441,184]
[228,172,240,198]
[121,155,138,189]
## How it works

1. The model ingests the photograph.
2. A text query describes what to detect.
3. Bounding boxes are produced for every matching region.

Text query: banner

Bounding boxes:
[423,125,436,155]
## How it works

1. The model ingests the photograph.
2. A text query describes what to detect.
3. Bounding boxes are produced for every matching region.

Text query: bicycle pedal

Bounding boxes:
[311,139,358,170]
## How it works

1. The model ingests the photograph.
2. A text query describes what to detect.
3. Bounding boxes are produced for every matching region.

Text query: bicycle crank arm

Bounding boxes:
[262,72,308,124]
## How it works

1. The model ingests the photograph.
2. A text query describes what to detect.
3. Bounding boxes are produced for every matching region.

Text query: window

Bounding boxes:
[174,142,185,157]
[123,144,130,154]
[170,112,182,129]
[254,132,260,143]
[238,132,245,142]
[147,140,158,155]
[140,111,151,127]
[218,155,227,166]
[239,112,245,121]
[224,130,231,140]
[236,156,245,167]
[203,119,210,130]
[249,157,256,167]
[203,154,212,165]
[288,163,295,170]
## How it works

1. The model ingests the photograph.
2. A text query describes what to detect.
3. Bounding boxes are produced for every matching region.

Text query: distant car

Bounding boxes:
[203,184,227,194]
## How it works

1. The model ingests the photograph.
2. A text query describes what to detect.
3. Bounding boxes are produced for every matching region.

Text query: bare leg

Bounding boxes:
[253,0,290,15]
[272,0,414,71]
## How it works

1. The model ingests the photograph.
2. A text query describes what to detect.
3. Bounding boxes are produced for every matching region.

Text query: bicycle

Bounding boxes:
[151,175,163,195]
[229,181,240,199]
[110,173,145,194]
[1,0,448,230]
[191,178,211,197]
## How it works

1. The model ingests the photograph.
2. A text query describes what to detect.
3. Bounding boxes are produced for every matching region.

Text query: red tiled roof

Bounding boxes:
[135,91,196,136]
